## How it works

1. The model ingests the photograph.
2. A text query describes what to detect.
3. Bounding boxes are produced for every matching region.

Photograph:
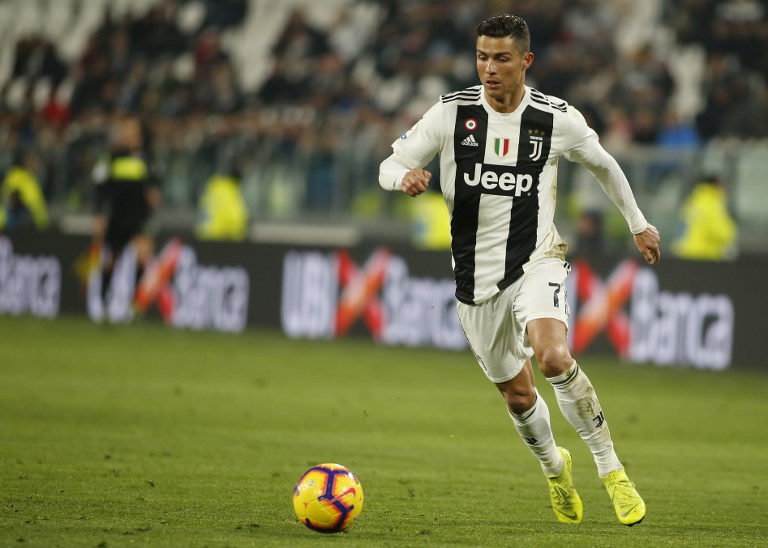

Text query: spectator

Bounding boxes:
[194,27,231,80]
[0,0,765,230]
[40,85,70,129]
[656,109,701,150]
[11,37,67,89]
[196,167,249,241]
[130,2,188,57]
[0,150,49,232]
[672,174,738,261]
[198,0,247,30]
[257,57,305,105]
[572,209,605,257]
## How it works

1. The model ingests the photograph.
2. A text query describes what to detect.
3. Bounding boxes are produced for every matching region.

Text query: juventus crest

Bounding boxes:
[528,129,546,162]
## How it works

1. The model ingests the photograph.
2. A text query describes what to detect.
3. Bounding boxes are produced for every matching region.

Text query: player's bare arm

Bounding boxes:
[633,223,661,264]
[401,168,431,197]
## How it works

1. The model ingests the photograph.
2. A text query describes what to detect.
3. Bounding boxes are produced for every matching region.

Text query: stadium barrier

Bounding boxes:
[1,231,762,371]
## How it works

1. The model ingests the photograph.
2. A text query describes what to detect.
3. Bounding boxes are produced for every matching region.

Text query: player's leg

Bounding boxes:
[102,222,138,323]
[458,292,560,472]
[527,318,622,474]
[133,233,153,268]
[496,361,583,525]
[100,224,123,306]
[457,287,581,524]
[495,360,562,477]
[517,259,621,473]
[132,232,154,285]
[525,311,645,524]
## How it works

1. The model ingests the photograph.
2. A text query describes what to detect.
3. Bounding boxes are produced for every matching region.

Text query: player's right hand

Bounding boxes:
[93,215,107,239]
[401,168,431,197]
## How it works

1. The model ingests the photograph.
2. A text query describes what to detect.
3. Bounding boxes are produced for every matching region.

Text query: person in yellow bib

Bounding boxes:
[0,151,49,232]
[196,170,249,241]
[672,174,738,261]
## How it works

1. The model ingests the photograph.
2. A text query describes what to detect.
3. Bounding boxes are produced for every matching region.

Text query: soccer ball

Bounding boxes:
[292,463,364,533]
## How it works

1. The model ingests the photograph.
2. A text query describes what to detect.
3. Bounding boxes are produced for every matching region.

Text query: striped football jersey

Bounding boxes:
[380,85,647,305]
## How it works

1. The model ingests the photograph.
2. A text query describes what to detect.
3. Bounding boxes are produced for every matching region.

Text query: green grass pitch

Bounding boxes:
[1,315,767,547]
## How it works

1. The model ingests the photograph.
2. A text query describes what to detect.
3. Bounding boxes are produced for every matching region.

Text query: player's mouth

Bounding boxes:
[485,79,502,90]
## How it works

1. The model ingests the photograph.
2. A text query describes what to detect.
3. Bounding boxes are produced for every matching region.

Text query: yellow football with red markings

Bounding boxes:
[292,463,364,533]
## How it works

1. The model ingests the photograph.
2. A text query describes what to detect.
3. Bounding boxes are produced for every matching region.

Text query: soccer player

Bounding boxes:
[379,14,660,526]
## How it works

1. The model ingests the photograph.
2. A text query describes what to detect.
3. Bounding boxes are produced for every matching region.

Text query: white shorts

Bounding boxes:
[457,258,570,384]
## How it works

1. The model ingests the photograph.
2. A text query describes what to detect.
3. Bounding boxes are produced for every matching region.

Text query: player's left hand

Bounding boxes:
[633,224,661,264]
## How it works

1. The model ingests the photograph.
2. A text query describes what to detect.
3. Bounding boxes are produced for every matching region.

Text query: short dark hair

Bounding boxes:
[476,14,530,53]
[700,173,723,185]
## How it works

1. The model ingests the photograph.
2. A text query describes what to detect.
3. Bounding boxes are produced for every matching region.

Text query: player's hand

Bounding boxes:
[401,168,431,197]
[93,215,106,239]
[633,223,661,265]
[146,186,162,209]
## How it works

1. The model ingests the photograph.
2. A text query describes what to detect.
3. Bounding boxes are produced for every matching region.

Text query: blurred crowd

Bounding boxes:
[0,0,766,228]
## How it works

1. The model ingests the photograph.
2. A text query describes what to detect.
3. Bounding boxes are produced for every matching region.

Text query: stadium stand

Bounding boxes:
[0,0,766,251]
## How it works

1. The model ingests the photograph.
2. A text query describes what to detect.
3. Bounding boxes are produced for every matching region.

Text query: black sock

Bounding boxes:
[101,269,113,302]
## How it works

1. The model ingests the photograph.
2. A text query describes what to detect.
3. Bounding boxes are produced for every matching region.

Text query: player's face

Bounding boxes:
[476,35,533,110]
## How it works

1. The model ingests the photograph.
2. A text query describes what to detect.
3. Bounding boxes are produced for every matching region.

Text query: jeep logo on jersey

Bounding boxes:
[462,162,536,197]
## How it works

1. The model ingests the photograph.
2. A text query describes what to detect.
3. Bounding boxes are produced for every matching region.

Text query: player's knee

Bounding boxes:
[535,345,572,377]
[500,387,536,415]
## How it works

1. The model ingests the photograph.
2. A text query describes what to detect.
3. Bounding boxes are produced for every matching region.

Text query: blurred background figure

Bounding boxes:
[572,209,605,257]
[196,165,249,241]
[410,188,451,250]
[0,0,765,254]
[91,116,161,317]
[672,174,738,261]
[0,150,49,232]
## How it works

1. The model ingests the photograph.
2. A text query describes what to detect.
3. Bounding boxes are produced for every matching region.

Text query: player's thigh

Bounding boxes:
[515,258,570,333]
[515,259,572,371]
[457,290,531,384]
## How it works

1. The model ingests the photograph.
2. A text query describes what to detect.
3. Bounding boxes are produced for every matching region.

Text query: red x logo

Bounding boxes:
[570,259,639,357]
[133,238,184,321]
[335,248,391,338]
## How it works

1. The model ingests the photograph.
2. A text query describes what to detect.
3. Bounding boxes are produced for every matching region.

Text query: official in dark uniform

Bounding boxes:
[92,116,161,310]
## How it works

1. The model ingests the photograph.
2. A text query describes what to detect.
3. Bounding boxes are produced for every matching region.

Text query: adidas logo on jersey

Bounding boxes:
[461,135,479,147]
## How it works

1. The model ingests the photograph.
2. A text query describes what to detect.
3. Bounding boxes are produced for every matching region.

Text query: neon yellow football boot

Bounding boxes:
[546,447,583,524]
[601,468,646,526]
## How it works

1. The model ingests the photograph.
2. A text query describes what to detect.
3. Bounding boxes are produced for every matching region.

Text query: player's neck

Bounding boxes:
[484,85,526,114]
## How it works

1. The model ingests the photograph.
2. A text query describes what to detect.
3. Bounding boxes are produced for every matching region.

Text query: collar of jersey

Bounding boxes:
[481,85,530,118]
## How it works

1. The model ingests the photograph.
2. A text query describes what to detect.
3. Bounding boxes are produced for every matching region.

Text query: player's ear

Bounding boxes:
[522,52,534,70]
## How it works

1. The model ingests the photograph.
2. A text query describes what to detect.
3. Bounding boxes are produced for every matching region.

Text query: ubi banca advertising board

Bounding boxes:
[0,232,761,370]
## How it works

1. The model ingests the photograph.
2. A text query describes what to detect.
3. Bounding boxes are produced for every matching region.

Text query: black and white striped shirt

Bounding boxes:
[380,85,648,305]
